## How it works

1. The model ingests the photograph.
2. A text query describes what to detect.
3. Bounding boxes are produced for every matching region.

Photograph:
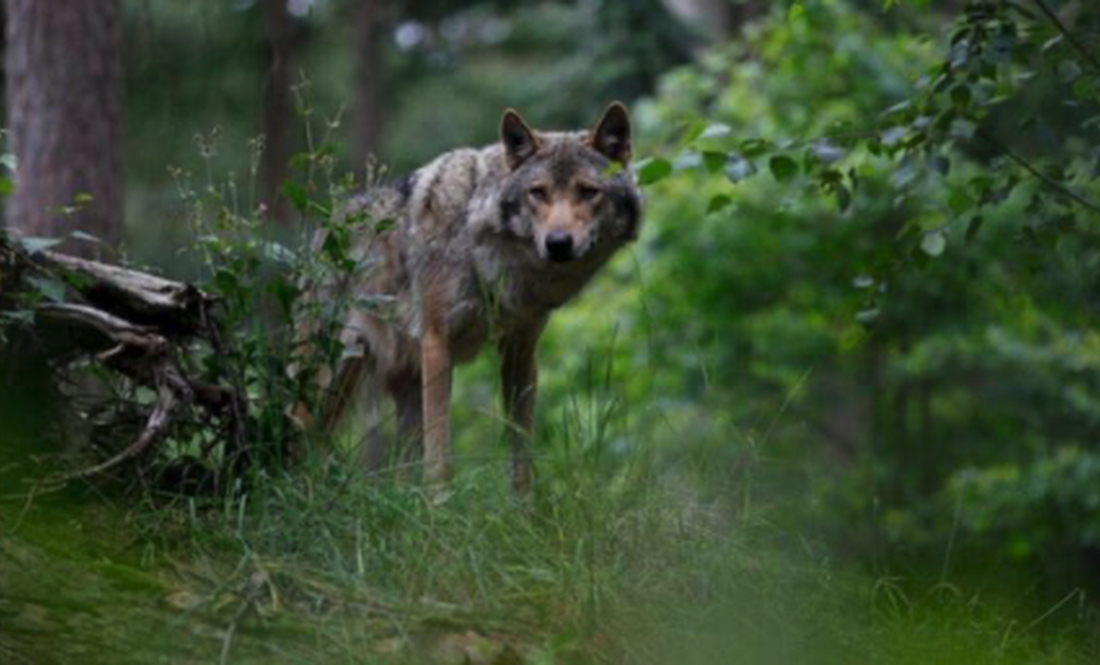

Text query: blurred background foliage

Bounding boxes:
[98,0,1100,622]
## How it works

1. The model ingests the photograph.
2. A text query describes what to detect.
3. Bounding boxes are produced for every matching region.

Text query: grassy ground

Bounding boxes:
[1,422,1093,665]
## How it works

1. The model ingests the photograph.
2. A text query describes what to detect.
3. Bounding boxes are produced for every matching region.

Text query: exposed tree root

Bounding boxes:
[0,233,246,488]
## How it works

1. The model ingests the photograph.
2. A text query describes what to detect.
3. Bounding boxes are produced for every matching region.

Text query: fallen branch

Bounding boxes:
[33,250,217,334]
[63,364,185,479]
[0,233,244,487]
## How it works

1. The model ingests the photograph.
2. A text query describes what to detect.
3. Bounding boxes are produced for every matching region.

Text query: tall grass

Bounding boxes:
[122,387,1091,664]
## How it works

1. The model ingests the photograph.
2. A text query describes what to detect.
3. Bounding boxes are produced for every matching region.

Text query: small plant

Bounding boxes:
[158,82,393,488]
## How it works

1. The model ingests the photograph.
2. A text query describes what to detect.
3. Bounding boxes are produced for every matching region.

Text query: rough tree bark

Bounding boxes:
[4,0,125,260]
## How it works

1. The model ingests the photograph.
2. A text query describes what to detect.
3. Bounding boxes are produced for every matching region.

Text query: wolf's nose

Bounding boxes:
[545,232,575,262]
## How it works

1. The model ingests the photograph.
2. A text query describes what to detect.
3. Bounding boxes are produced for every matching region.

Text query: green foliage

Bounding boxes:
[956,446,1100,557]
[538,0,1100,603]
[147,86,373,481]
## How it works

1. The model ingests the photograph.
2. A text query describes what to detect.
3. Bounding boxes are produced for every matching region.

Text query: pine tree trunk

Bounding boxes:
[4,0,125,260]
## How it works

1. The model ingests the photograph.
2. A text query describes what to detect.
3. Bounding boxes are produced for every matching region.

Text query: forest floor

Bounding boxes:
[0,435,1093,665]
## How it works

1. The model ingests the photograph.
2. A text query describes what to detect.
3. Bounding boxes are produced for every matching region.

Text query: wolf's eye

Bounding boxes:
[528,186,549,203]
[576,184,601,202]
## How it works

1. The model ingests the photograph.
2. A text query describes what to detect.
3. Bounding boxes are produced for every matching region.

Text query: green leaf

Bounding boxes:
[0,177,14,198]
[1041,35,1064,53]
[833,183,852,212]
[70,230,103,245]
[950,84,971,108]
[856,307,880,324]
[949,119,977,140]
[881,127,908,147]
[948,188,974,216]
[699,123,732,140]
[0,310,35,325]
[702,151,727,173]
[920,230,947,257]
[768,155,799,182]
[914,211,946,231]
[0,153,17,171]
[267,277,301,318]
[672,151,702,171]
[881,100,912,117]
[27,277,67,303]
[811,142,846,164]
[739,138,773,158]
[965,215,984,244]
[725,156,757,183]
[282,181,310,212]
[706,194,733,214]
[680,120,709,145]
[1058,59,1083,84]
[1072,77,1095,102]
[262,241,297,265]
[19,237,63,254]
[637,157,673,186]
[307,199,333,218]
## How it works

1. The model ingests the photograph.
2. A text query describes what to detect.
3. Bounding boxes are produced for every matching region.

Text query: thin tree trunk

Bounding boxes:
[261,0,296,226]
[352,0,390,181]
[4,0,125,261]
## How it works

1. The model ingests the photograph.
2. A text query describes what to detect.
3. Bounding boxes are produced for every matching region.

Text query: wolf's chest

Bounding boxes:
[475,244,605,320]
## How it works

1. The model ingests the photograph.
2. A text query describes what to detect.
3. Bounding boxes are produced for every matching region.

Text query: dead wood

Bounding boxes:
[34,250,216,334]
[0,233,243,487]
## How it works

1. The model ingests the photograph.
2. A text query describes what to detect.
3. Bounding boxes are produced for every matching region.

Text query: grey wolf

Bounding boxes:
[298,102,643,492]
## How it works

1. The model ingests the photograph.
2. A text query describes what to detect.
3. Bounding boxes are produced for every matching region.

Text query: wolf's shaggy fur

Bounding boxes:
[301,103,643,490]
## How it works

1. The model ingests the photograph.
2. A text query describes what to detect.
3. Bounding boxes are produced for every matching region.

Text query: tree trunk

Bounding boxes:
[261,0,296,226]
[4,0,125,261]
[352,0,390,181]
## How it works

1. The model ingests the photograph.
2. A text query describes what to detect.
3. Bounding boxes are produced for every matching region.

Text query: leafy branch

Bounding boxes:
[978,129,1100,217]
[1030,0,1100,74]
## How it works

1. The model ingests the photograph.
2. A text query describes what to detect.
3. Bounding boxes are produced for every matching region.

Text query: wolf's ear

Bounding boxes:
[590,102,632,165]
[501,109,541,170]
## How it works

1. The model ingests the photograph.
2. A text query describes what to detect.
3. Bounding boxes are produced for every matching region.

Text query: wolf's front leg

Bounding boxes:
[501,322,545,494]
[421,326,454,486]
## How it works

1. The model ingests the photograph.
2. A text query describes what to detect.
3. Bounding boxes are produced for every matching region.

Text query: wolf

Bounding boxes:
[298,102,643,492]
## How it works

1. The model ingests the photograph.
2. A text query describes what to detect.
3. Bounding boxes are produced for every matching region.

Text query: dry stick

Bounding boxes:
[34,303,193,480]
[978,129,1100,217]
[1030,0,1100,75]
[64,371,179,479]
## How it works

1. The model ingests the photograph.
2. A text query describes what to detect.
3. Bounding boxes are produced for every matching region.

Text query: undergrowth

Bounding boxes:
[121,427,1092,664]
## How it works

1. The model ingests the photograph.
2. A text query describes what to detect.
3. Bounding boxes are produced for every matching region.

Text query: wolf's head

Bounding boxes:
[497,103,642,264]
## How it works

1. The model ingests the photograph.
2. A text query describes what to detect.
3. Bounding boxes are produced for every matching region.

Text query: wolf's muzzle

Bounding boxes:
[545,231,575,262]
